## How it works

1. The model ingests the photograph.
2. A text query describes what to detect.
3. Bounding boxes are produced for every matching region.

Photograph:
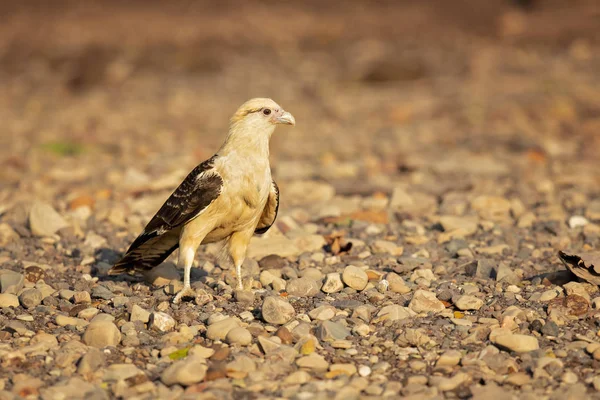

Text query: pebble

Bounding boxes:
[77,308,100,320]
[150,311,176,332]
[454,295,484,311]
[286,277,321,297]
[130,304,151,323]
[308,305,336,321]
[370,240,403,256]
[262,296,296,325]
[225,327,253,346]
[409,290,446,313]
[491,333,539,353]
[437,350,462,367]
[375,305,416,322]
[56,315,88,327]
[77,348,106,374]
[19,288,42,309]
[206,317,240,341]
[161,355,207,386]
[296,353,329,372]
[29,201,69,236]
[144,263,180,287]
[322,273,344,293]
[0,270,24,294]
[0,293,20,308]
[316,320,351,341]
[83,320,122,347]
[73,291,91,304]
[342,265,368,291]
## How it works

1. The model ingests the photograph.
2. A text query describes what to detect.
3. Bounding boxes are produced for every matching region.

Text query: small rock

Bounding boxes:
[0,293,20,308]
[130,304,151,323]
[73,291,91,304]
[454,295,484,311]
[437,350,462,367]
[374,305,416,322]
[56,315,88,327]
[569,216,589,229]
[386,272,411,294]
[342,265,368,291]
[371,240,403,256]
[29,201,69,236]
[83,320,122,348]
[275,326,294,344]
[77,348,106,374]
[541,321,559,336]
[150,312,176,332]
[234,289,255,303]
[19,289,42,309]
[0,270,25,294]
[491,333,539,353]
[329,363,357,376]
[316,320,351,341]
[496,262,520,284]
[144,263,180,287]
[308,305,336,321]
[225,327,252,346]
[91,285,114,300]
[296,353,329,372]
[262,296,295,325]
[284,370,312,385]
[161,355,207,386]
[206,317,240,341]
[322,273,344,293]
[259,254,288,269]
[103,363,144,382]
[286,277,321,297]
[77,308,100,320]
[409,290,446,313]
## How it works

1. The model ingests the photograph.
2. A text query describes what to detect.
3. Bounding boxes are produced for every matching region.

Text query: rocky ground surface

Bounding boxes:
[1,1,600,399]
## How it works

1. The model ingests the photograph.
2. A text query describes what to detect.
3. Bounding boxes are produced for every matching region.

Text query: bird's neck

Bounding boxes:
[218,122,274,160]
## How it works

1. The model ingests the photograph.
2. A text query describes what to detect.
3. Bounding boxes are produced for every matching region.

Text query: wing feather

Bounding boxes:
[110,156,223,274]
[255,180,279,235]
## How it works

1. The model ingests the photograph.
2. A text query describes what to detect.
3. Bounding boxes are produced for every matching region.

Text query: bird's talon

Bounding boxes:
[172,287,197,304]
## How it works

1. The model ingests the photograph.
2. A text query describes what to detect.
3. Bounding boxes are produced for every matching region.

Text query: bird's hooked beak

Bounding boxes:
[274,110,295,126]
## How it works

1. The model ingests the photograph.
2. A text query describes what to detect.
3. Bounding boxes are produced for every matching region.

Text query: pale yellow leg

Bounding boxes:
[228,230,254,290]
[173,225,210,304]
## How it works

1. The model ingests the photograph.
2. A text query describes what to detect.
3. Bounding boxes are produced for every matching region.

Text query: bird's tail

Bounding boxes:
[109,234,180,275]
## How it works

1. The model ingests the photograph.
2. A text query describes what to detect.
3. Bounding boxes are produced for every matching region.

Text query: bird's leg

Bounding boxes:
[228,230,253,290]
[173,246,197,304]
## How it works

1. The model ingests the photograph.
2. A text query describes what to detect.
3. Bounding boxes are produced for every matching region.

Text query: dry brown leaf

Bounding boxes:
[324,230,353,255]
[558,250,600,286]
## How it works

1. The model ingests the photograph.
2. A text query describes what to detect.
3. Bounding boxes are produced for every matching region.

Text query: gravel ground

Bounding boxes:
[2,1,600,399]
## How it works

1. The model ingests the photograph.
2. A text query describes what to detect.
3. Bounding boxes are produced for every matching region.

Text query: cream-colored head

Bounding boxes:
[221,98,295,156]
[230,98,295,130]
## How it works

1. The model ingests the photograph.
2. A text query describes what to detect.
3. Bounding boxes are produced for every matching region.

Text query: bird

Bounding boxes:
[109,98,295,303]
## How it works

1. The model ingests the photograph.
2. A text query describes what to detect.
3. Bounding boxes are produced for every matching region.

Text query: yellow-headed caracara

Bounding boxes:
[109,98,295,303]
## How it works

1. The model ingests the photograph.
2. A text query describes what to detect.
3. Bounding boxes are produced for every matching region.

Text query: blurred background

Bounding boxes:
[1,0,599,210]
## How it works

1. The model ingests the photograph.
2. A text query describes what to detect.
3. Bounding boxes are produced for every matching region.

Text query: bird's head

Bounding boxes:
[230,98,295,135]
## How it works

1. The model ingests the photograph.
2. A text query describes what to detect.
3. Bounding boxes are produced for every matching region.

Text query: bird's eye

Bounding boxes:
[263,109,271,116]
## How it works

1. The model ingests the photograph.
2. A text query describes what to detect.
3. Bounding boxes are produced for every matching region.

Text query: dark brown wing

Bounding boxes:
[255,180,279,235]
[110,156,223,274]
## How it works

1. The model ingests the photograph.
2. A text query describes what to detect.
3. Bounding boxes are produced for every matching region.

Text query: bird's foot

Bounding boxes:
[173,286,196,304]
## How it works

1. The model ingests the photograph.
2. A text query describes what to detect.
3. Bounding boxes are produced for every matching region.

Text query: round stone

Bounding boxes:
[261,296,295,325]
[225,327,253,346]
[342,265,368,291]
[83,320,122,348]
